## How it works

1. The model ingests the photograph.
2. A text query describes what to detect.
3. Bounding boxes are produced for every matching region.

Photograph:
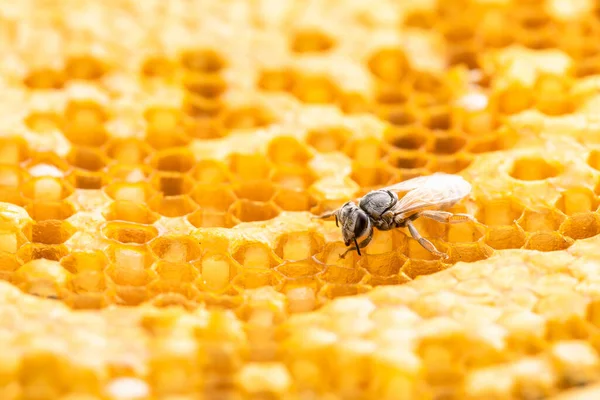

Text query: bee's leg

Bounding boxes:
[405,219,449,260]
[313,210,337,221]
[339,227,374,259]
[418,210,476,224]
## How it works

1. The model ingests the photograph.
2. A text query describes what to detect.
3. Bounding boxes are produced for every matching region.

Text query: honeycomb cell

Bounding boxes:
[194,252,239,293]
[23,67,66,89]
[190,159,232,185]
[140,55,176,78]
[64,55,107,80]
[187,209,236,228]
[495,82,535,115]
[318,283,371,302]
[24,111,62,133]
[270,165,317,190]
[317,264,369,285]
[427,133,467,155]
[150,235,202,263]
[257,68,295,92]
[275,231,325,261]
[104,182,155,204]
[61,100,109,146]
[555,188,597,216]
[267,136,313,166]
[182,71,227,98]
[291,74,340,104]
[344,137,386,164]
[152,260,198,283]
[234,180,276,202]
[523,232,574,252]
[191,184,237,212]
[25,201,75,221]
[232,267,283,291]
[289,29,335,53]
[387,150,429,170]
[229,199,280,223]
[12,259,71,299]
[106,261,155,287]
[102,221,158,245]
[305,127,351,153]
[273,188,317,212]
[21,177,74,201]
[179,48,227,73]
[0,137,29,165]
[533,73,575,115]
[103,200,159,224]
[357,252,406,278]
[517,206,566,232]
[60,250,108,274]
[149,194,198,218]
[401,258,446,279]
[149,148,195,173]
[509,157,562,181]
[144,107,190,149]
[560,213,600,240]
[185,116,226,140]
[150,172,194,196]
[17,242,69,262]
[350,162,397,191]
[24,220,75,245]
[384,126,430,151]
[105,138,152,165]
[229,153,272,181]
[367,48,411,83]
[377,104,420,127]
[220,105,274,130]
[232,242,281,268]
[423,105,453,131]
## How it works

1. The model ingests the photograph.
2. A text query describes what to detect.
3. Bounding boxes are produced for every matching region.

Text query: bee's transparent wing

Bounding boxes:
[378,172,451,193]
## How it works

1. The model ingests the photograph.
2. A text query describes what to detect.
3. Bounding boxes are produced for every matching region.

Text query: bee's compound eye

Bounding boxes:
[354,212,368,237]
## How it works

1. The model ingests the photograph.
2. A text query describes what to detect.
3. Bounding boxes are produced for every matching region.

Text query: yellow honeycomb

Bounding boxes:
[6,0,600,398]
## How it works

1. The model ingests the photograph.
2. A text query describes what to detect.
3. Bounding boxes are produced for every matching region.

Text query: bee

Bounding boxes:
[315,172,477,259]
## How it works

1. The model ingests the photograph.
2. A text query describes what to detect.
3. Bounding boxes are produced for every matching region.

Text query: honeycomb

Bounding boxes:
[6,0,600,398]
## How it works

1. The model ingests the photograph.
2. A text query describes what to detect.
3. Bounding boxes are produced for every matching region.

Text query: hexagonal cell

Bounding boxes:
[275,259,325,280]
[68,271,107,294]
[314,241,359,268]
[560,213,600,240]
[25,201,75,222]
[257,68,296,92]
[183,92,224,118]
[21,177,74,201]
[272,188,318,212]
[229,153,272,181]
[387,150,429,170]
[305,126,351,153]
[448,43,479,69]
[179,48,227,72]
[187,209,238,229]
[446,219,484,244]
[427,133,467,155]
[105,243,156,273]
[444,242,494,264]
[267,136,313,166]
[291,74,340,104]
[495,82,534,115]
[152,260,198,283]
[523,232,574,252]
[149,194,199,218]
[555,188,597,216]
[338,91,371,115]
[150,172,195,196]
[185,116,227,140]
[231,268,283,292]
[475,196,524,226]
[140,55,176,78]
[64,54,107,80]
[423,105,454,131]
[228,200,280,223]
[509,157,562,181]
[410,70,447,93]
[316,264,369,285]
[384,126,430,151]
[377,104,420,127]
[350,162,397,190]
[60,250,108,274]
[317,283,371,302]
[194,252,239,293]
[344,137,386,164]
[219,105,275,130]
[24,111,62,133]
[103,200,159,225]
[67,169,106,190]
[275,231,325,261]
[182,71,227,98]
[517,207,566,232]
[401,259,447,279]
[588,150,600,172]
[403,236,449,261]
[106,262,154,287]
[23,219,74,245]
[575,55,600,78]
[232,242,281,268]
[149,235,202,263]
[270,165,317,190]
[23,67,66,89]
[61,100,109,146]
[12,259,71,299]
[485,224,527,250]
[191,160,232,184]
[104,182,155,204]
[533,74,574,116]
[357,252,406,278]
[66,146,108,172]
[0,137,29,165]
[149,148,196,173]
[0,221,28,254]
[234,180,277,202]
[191,184,237,213]
[17,243,69,263]
[289,28,336,53]
[367,48,411,83]
[144,107,191,149]
[102,221,158,246]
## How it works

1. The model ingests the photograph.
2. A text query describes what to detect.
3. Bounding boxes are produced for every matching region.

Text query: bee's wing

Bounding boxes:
[378,173,451,193]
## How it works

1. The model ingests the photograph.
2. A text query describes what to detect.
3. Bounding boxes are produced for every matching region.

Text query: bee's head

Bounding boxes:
[339,203,370,246]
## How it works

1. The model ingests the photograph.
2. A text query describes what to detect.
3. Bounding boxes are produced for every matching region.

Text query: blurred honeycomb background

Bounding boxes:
[6,0,600,398]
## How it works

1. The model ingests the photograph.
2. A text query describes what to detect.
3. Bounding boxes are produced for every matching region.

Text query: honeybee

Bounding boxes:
[316,172,476,259]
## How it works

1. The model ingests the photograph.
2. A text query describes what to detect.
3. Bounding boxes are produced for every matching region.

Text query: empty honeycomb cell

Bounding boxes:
[350,162,397,191]
[67,169,106,190]
[191,184,237,212]
[103,200,159,224]
[179,48,226,73]
[275,231,325,261]
[384,126,430,151]
[185,116,227,140]
[231,267,284,291]
[102,221,159,245]
[344,137,386,164]
[448,44,479,69]
[234,180,277,202]
[21,177,74,201]
[270,165,317,190]
[533,73,574,115]
[338,91,372,114]
[401,259,446,279]
[187,209,237,228]
[518,207,566,232]
[0,166,28,204]
[191,160,232,184]
[273,188,318,212]
[105,244,156,279]
[257,68,295,92]
[194,252,239,293]
[232,242,281,268]
[104,181,155,203]
[229,153,272,181]
[12,259,71,299]
[106,262,155,287]
[66,146,107,172]
[410,70,448,94]
[23,67,66,89]
[150,172,194,196]
[229,199,280,223]
[182,71,227,98]
[24,220,75,245]
[555,188,598,216]
[317,283,371,302]
[267,136,313,166]
[105,138,152,165]
[289,28,335,53]
[149,235,202,263]
[423,105,454,131]
[357,252,406,278]
[495,82,535,115]
[61,100,109,147]
[60,250,108,274]
[485,223,528,250]
[69,269,106,294]
[25,201,75,221]
[476,196,525,226]
[291,74,340,104]
[64,55,107,80]
[377,104,420,127]
[0,137,29,165]
[560,213,600,240]
[305,126,351,153]
[374,84,412,106]
[149,148,195,173]
[428,153,473,174]
[510,156,562,181]
[24,111,62,133]
[316,265,369,285]
[152,260,198,283]
[427,133,467,155]
[148,194,199,218]
[144,107,191,149]
[140,55,176,78]
[220,105,275,131]
[367,48,411,83]
[524,231,574,252]
[314,242,359,268]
